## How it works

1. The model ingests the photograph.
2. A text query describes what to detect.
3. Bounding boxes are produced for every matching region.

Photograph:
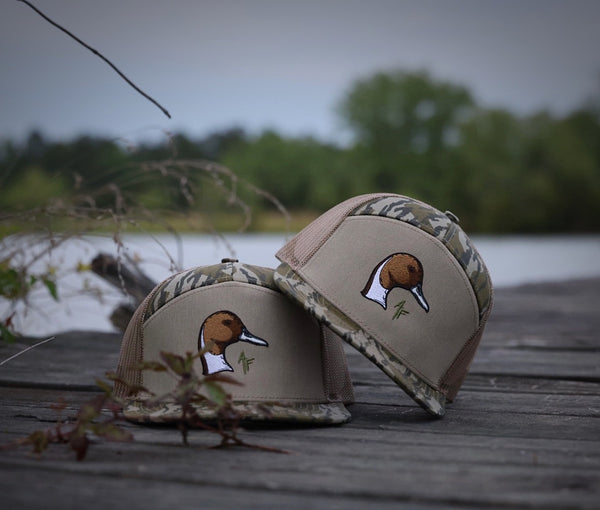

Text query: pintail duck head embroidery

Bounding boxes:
[198,311,268,375]
[361,253,429,312]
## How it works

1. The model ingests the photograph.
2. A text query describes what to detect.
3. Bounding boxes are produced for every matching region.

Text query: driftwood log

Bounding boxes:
[90,253,157,331]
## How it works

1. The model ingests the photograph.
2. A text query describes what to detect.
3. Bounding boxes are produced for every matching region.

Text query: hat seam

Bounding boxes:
[142,281,283,329]
[139,280,338,404]
[141,282,281,393]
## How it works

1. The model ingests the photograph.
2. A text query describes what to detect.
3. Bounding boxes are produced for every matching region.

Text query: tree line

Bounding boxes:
[1,70,599,233]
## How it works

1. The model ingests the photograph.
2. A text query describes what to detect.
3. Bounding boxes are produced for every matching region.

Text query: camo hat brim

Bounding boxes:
[123,398,351,425]
[274,263,446,416]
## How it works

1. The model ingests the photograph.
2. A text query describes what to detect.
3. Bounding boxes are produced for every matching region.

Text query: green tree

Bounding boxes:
[221,131,356,211]
[337,70,474,204]
[454,108,528,231]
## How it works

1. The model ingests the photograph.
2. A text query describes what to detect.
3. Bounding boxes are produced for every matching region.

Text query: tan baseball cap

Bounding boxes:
[114,260,354,425]
[274,193,493,417]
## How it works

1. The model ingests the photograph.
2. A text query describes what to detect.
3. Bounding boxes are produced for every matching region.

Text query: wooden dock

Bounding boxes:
[1,278,599,509]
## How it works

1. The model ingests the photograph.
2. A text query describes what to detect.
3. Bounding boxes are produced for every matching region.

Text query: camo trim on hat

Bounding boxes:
[123,398,351,425]
[351,195,492,319]
[115,259,354,426]
[147,261,275,317]
[274,263,446,416]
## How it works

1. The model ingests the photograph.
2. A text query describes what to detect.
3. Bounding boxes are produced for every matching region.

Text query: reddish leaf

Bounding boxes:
[159,351,187,375]
[70,432,90,461]
[49,397,68,412]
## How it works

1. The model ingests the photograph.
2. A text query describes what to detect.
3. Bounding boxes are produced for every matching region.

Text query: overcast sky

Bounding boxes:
[2,0,600,144]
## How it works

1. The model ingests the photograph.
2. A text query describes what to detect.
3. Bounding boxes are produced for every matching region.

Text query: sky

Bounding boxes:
[2,0,600,145]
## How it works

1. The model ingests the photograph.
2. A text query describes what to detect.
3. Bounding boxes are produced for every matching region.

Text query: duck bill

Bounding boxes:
[410,283,430,312]
[239,328,268,347]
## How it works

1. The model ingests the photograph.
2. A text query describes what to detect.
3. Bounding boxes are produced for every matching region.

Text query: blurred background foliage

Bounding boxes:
[1,69,599,233]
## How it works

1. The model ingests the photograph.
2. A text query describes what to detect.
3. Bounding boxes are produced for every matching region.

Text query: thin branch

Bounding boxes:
[0,336,55,367]
[17,0,171,119]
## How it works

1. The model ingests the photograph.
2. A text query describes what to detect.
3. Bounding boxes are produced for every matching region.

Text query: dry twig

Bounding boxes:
[17,0,171,119]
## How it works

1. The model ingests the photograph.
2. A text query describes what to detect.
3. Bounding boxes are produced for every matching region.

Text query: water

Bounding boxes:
[3,233,600,336]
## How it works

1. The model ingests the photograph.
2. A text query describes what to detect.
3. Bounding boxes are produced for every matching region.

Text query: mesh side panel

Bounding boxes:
[276,193,390,270]
[439,299,493,400]
[114,291,155,399]
[321,326,355,404]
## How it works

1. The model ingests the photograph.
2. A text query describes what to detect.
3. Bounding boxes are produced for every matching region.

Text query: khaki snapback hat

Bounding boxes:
[114,259,354,425]
[274,193,493,417]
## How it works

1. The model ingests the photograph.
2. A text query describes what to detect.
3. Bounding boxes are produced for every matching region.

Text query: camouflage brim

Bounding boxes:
[122,398,351,425]
[274,263,446,417]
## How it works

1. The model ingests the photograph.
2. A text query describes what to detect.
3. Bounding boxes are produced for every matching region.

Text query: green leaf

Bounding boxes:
[135,360,168,372]
[203,381,228,407]
[95,378,114,396]
[0,267,24,299]
[42,277,58,301]
[90,422,133,442]
[0,322,16,343]
[77,395,104,422]
[27,430,50,454]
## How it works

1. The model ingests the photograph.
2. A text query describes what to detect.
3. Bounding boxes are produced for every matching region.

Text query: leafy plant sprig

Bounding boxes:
[1,385,132,461]
[110,349,288,453]
[0,260,59,342]
[2,348,287,459]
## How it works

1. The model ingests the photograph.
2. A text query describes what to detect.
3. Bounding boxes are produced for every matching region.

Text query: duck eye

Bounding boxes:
[222,319,232,326]
[408,265,416,273]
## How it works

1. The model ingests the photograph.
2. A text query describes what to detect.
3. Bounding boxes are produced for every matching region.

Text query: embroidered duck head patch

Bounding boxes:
[361,253,429,312]
[198,311,268,375]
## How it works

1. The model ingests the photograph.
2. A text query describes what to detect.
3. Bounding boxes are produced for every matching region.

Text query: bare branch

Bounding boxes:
[17,0,171,119]
[0,336,55,367]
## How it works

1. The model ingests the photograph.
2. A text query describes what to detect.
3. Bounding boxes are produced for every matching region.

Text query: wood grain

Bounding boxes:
[1,278,599,509]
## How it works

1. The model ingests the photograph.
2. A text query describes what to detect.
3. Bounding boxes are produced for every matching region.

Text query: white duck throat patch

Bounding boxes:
[198,310,268,375]
[361,253,430,313]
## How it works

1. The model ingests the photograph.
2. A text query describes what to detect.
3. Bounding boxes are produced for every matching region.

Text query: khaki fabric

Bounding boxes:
[295,216,479,387]
[144,282,328,402]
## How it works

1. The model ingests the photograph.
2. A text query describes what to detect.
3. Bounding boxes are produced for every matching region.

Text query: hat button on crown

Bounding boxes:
[444,211,460,224]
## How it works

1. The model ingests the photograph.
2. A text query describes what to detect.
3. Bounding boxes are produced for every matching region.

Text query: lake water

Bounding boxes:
[4,233,600,336]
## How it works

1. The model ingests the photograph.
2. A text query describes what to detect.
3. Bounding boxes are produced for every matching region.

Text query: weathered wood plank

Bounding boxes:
[1,438,598,510]
[0,331,121,389]
[2,389,598,462]
[483,278,600,351]
[0,463,515,510]
[1,278,599,509]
